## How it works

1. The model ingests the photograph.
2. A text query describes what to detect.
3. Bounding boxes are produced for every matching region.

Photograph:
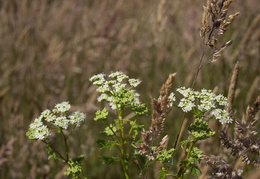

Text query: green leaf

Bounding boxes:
[158,166,167,179]
[189,163,201,178]
[102,125,116,136]
[180,139,189,149]
[156,148,175,163]
[188,147,203,163]
[96,139,117,149]
[64,155,84,178]
[188,118,215,141]
[94,108,108,122]
[100,156,120,165]
[131,103,150,116]
[46,144,62,161]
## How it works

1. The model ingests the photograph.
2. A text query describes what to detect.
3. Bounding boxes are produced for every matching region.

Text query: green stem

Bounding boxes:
[42,140,67,162]
[117,109,129,179]
[60,128,69,161]
[174,36,207,176]
[173,113,187,149]
[176,139,196,179]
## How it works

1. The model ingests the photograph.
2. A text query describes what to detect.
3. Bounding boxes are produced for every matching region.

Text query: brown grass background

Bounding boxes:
[0,0,259,178]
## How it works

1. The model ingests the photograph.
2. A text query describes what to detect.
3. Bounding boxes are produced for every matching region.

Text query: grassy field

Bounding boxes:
[0,0,259,178]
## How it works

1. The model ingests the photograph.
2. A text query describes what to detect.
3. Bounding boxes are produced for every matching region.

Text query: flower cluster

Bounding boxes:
[90,72,148,115]
[176,87,232,124]
[26,102,86,140]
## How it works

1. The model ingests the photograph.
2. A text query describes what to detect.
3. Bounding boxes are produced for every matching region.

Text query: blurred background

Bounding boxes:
[0,0,259,178]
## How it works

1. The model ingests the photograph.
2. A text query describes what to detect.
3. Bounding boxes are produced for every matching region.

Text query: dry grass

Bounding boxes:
[0,0,259,178]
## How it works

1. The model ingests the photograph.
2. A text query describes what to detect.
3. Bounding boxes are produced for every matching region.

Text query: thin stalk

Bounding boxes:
[192,36,206,89]
[60,129,69,161]
[173,113,186,149]
[117,109,129,179]
[42,140,67,162]
[173,36,207,149]
[176,139,196,179]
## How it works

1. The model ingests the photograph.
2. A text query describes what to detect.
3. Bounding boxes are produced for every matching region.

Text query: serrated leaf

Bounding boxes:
[180,140,188,149]
[94,108,108,122]
[189,164,201,178]
[96,139,117,149]
[101,125,116,136]
[100,156,120,165]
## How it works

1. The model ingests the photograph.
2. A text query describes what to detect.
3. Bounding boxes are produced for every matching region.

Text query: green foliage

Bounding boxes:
[131,103,150,116]
[189,163,201,178]
[158,166,168,179]
[96,139,117,149]
[46,144,62,161]
[94,108,108,122]
[100,156,120,165]
[90,72,150,179]
[188,147,203,163]
[102,125,117,136]
[64,155,85,179]
[188,118,215,141]
[156,148,175,163]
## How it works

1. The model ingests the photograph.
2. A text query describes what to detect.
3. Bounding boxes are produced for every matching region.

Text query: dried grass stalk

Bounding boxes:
[226,61,240,116]
[137,73,176,160]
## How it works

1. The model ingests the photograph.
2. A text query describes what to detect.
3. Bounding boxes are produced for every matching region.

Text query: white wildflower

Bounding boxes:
[103,96,118,110]
[131,90,141,104]
[28,118,50,140]
[177,87,196,101]
[112,82,126,92]
[41,109,56,122]
[69,112,86,127]
[54,116,70,129]
[97,83,110,93]
[54,102,71,113]
[128,78,141,87]
[168,92,176,107]
[215,94,228,106]
[211,109,233,124]
[109,71,128,82]
[29,118,43,129]
[107,80,116,86]
[198,99,216,111]
[178,98,196,112]
[33,125,50,140]
[97,93,110,102]
[90,73,106,86]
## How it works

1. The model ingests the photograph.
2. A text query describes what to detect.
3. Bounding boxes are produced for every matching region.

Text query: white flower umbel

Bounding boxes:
[175,86,232,124]
[27,101,86,141]
[112,83,127,92]
[211,109,233,124]
[196,89,216,111]
[54,102,71,113]
[69,112,86,127]
[97,93,110,102]
[168,92,176,107]
[128,78,141,87]
[29,118,44,129]
[89,73,106,86]
[178,98,196,112]
[132,90,141,104]
[97,83,110,93]
[33,125,50,140]
[90,71,144,111]
[215,94,228,106]
[41,109,56,122]
[54,116,70,129]
[177,87,196,101]
[109,71,129,82]
[27,118,50,140]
